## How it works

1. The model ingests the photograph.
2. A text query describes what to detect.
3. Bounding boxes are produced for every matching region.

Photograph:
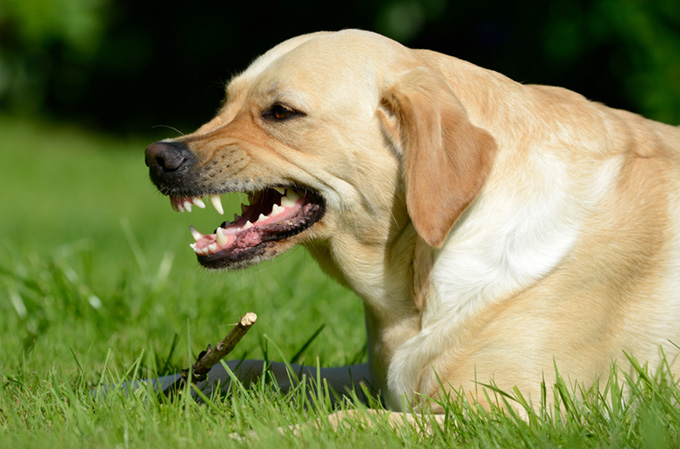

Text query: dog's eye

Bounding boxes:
[264,103,302,121]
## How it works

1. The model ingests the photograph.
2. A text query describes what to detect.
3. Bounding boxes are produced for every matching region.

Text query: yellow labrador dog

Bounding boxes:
[145,29,680,415]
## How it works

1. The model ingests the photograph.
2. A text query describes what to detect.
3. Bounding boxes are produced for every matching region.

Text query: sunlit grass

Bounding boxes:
[1,117,679,448]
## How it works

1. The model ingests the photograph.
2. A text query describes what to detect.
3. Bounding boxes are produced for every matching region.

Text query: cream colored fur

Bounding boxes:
[153,30,680,416]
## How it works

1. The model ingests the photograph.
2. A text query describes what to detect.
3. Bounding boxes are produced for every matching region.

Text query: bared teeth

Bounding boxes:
[210,194,224,215]
[190,243,209,255]
[172,196,206,213]
[280,189,300,208]
[181,187,307,257]
[271,204,285,217]
[190,242,206,255]
[280,196,294,208]
[190,226,204,242]
[216,227,228,246]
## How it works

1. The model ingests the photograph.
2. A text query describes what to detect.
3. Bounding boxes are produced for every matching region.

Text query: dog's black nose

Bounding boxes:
[145,140,196,189]
[145,141,191,172]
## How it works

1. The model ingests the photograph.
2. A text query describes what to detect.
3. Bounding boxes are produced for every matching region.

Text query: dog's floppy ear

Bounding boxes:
[378,67,497,248]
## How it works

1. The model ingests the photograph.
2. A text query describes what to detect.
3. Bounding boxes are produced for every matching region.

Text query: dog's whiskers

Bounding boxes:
[152,124,185,136]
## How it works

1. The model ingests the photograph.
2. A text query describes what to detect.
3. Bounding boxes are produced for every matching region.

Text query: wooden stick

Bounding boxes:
[161,312,257,400]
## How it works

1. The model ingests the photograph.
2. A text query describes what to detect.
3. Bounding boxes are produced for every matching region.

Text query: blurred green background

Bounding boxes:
[1,0,679,134]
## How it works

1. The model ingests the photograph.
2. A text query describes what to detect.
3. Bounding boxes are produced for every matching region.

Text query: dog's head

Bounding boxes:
[145,30,496,272]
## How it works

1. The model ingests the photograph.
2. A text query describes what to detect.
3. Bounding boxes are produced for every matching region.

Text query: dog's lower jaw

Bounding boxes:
[197,217,323,270]
[197,241,279,270]
[189,190,326,270]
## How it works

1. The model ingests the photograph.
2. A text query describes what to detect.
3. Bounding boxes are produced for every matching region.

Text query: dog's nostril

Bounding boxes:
[145,141,189,172]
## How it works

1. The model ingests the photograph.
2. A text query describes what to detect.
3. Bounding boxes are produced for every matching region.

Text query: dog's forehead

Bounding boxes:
[232,30,410,103]
[259,30,405,74]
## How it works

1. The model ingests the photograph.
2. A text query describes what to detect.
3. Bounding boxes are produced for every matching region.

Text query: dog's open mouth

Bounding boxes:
[170,187,325,269]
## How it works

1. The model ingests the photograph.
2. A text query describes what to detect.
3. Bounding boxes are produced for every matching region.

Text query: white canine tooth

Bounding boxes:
[190,226,203,242]
[257,213,268,223]
[274,187,285,195]
[271,204,285,217]
[216,227,228,246]
[210,195,224,215]
[280,195,296,208]
[183,201,193,213]
[243,221,253,230]
[192,197,206,209]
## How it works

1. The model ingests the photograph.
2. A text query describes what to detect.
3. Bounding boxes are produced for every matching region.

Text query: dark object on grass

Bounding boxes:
[162,312,257,400]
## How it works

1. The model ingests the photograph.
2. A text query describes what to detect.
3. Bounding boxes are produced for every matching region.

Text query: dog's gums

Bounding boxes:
[169,187,324,266]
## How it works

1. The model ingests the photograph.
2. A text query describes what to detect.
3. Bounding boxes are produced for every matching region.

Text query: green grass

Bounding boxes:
[1,116,679,448]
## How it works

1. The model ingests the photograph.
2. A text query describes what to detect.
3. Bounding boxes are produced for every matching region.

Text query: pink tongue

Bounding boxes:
[190,227,261,256]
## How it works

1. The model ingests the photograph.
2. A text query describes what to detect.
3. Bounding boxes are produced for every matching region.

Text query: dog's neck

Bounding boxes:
[304,223,428,392]
[304,230,421,315]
